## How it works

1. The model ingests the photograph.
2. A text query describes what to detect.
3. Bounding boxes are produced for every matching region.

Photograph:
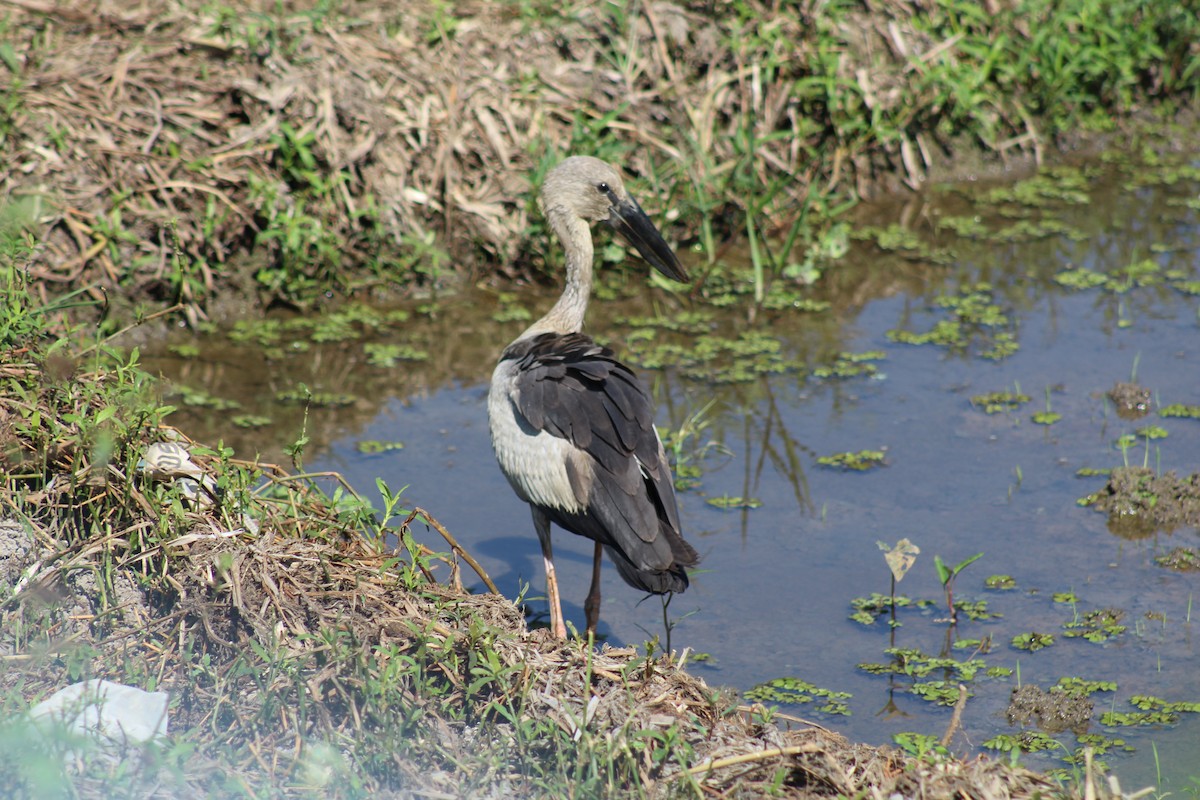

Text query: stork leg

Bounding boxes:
[532,509,567,638]
[584,541,603,637]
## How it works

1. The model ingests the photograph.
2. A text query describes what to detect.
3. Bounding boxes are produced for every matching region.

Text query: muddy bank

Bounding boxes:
[3,0,1196,321]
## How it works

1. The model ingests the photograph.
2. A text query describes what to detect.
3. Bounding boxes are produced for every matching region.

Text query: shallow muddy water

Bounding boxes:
[146,157,1200,788]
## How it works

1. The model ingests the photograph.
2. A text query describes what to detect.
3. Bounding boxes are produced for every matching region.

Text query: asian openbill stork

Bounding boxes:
[488,156,699,639]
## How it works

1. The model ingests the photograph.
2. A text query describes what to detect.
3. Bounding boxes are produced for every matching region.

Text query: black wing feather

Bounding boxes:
[501,332,697,593]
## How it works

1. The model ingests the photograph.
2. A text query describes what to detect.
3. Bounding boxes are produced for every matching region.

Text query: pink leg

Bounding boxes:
[533,510,567,638]
[584,541,603,637]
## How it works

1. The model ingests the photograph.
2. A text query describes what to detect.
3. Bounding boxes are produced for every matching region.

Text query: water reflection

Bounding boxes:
[144,159,1200,787]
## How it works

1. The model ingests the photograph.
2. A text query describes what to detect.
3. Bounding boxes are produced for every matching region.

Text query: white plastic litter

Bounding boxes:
[30,679,169,744]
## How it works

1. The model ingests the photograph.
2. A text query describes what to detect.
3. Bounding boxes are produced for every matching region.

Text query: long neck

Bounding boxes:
[520,211,593,338]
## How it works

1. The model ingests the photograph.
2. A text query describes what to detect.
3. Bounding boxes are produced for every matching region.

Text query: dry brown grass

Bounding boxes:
[0,0,1017,320]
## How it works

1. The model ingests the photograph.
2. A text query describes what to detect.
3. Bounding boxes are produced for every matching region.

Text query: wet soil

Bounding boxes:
[1086,468,1200,539]
[1007,686,1094,736]
[1107,382,1153,420]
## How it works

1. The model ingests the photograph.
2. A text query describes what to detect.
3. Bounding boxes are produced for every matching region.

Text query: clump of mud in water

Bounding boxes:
[1108,381,1152,419]
[1007,685,1093,734]
[1155,546,1200,571]
[1082,467,1200,539]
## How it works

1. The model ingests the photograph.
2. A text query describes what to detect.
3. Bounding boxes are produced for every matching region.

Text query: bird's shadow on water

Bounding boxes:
[471,534,614,638]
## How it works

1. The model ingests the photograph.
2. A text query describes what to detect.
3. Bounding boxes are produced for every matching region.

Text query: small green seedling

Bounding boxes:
[935,552,983,624]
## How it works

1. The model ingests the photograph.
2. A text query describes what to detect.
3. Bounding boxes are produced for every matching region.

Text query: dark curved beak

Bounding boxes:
[606,197,689,284]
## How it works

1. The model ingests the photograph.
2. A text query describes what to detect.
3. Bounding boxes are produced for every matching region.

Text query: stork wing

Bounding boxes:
[501,331,684,547]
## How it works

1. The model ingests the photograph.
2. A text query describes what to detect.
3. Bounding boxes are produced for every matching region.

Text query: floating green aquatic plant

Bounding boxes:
[935,214,988,238]
[848,593,934,625]
[857,648,984,681]
[1159,403,1200,419]
[1054,258,1168,295]
[984,575,1016,590]
[811,351,886,380]
[970,390,1031,414]
[1075,467,1111,477]
[1032,386,1062,425]
[1135,424,1167,440]
[910,681,969,706]
[705,495,762,510]
[364,342,430,367]
[1011,632,1055,652]
[887,283,1018,360]
[231,414,272,429]
[356,440,405,454]
[176,386,241,411]
[983,731,1060,753]
[1062,608,1126,643]
[987,168,1094,205]
[1102,695,1200,727]
[276,388,356,408]
[817,449,886,471]
[744,677,852,716]
[1056,677,1117,695]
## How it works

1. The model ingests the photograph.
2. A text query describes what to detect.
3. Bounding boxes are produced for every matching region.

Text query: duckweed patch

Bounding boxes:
[1053,258,1176,295]
[887,283,1018,361]
[275,388,357,408]
[910,681,969,706]
[811,351,887,380]
[627,330,797,384]
[227,305,424,362]
[971,390,1031,414]
[357,440,405,454]
[364,342,430,367]
[817,450,886,471]
[174,386,241,411]
[1160,403,1200,419]
[705,495,762,510]
[985,575,1017,590]
[983,731,1061,753]
[1012,632,1055,652]
[1101,695,1200,727]
[744,677,852,716]
[231,414,273,429]
[981,169,1092,208]
[849,594,935,626]
[1062,609,1126,643]
[1056,678,1118,695]
[857,648,985,682]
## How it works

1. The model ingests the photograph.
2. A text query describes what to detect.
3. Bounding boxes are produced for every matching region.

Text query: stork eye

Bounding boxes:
[596,182,610,195]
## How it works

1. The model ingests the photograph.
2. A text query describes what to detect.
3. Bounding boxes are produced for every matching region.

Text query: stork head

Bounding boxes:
[540,156,689,284]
